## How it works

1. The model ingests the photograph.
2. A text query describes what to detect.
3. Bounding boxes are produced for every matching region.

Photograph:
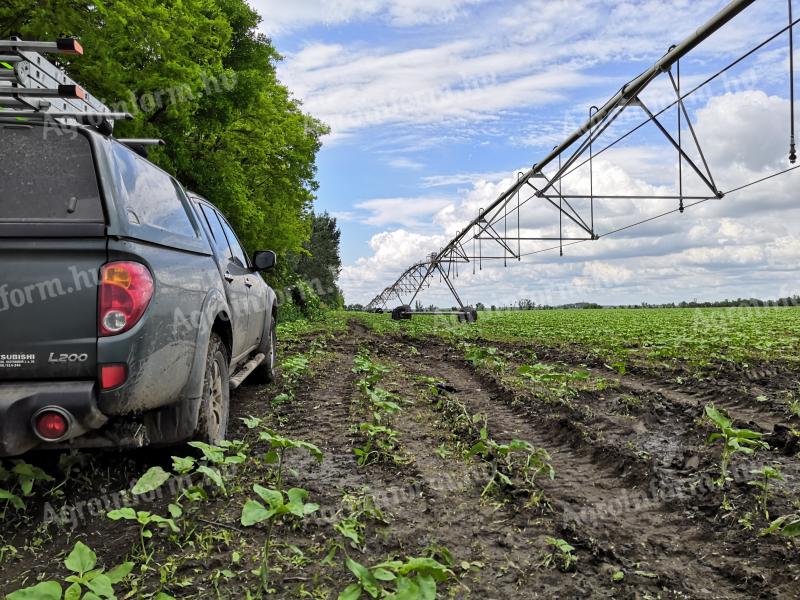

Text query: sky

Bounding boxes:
[250,0,800,307]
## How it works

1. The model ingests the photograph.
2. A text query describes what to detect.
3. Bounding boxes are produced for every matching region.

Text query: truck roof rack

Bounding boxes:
[0,37,132,134]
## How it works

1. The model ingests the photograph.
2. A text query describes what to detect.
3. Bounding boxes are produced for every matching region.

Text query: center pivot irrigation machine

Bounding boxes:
[367,0,800,322]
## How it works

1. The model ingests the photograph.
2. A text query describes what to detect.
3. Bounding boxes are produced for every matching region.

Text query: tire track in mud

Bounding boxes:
[373,336,795,599]
[275,334,601,598]
[380,362,603,598]
[276,330,645,597]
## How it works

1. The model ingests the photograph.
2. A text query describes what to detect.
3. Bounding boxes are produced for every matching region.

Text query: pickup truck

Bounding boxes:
[0,119,279,457]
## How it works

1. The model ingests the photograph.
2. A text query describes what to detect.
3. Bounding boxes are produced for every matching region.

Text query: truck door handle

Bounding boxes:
[224,272,235,283]
[245,278,254,288]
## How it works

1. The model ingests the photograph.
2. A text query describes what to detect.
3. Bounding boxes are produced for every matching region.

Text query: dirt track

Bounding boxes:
[1,320,798,598]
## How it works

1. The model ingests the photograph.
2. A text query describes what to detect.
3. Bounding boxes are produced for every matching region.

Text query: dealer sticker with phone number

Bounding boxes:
[0,353,36,368]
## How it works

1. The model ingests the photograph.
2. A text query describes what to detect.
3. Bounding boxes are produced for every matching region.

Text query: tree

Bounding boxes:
[1,0,327,288]
[518,298,535,310]
[290,212,343,307]
[475,302,485,311]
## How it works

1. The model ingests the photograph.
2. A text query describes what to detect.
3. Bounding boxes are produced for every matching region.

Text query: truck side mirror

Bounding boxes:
[252,250,276,271]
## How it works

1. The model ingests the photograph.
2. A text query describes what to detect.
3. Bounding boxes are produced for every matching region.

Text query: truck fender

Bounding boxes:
[145,289,231,444]
[256,287,278,356]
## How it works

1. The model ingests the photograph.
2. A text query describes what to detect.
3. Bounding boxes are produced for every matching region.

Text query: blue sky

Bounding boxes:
[251,0,800,307]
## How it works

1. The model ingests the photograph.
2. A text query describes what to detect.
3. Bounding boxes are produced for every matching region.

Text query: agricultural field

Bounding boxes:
[1,308,799,599]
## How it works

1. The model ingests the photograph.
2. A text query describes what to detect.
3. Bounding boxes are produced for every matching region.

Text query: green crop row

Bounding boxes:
[355,307,800,371]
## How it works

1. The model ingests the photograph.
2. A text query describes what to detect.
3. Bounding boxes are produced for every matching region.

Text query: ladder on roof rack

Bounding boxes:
[0,37,132,133]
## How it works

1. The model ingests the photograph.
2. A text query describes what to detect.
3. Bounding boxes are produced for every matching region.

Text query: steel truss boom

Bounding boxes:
[367,0,800,316]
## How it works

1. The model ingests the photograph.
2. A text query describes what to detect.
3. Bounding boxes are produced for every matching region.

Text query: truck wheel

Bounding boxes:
[197,332,230,444]
[391,305,412,321]
[251,321,277,384]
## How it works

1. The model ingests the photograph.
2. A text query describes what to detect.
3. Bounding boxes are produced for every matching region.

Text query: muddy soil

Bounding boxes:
[0,322,798,599]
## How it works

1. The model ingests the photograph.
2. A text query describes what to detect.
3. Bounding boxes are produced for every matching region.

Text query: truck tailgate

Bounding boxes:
[0,238,106,380]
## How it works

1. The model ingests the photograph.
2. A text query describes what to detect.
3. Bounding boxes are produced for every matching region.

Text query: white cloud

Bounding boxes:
[386,157,425,170]
[572,262,634,288]
[341,229,447,299]
[280,40,589,137]
[252,0,483,34]
[422,171,512,187]
[355,197,453,228]
[276,0,779,142]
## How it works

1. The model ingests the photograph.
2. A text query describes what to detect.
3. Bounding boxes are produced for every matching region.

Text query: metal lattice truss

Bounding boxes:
[367,0,799,315]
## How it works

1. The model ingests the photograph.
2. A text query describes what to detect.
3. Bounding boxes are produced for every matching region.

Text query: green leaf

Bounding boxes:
[106,562,134,584]
[0,489,25,510]
[147,515,180,533]
[372,568,396,581]
[241,500,275,526]
[781,519,800,537]
[253,485,284,509]
[86,574,114,598]
[197,466,226,492]
[132,467,171,495]
[171,456,196,474]
[705,405,731,430]
[168,504,183,519]
[65,582,82,600]
[338,583,363,600]
[345,557,380,598]
[241,416,263,429]
[106,507,137,521]
[396,557,451,581]
[64,541,97,575]
[6,581,62,600]
[188,441,225,464]
[285,488,318,517]
[414,573,436,600]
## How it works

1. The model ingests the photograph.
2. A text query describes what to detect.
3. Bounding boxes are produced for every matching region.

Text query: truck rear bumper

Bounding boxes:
[0,381,109,457]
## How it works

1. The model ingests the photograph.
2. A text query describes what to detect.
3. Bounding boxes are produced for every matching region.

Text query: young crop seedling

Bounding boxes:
[467,421,554,504]
[282,354,311,385]
[539,537,578,573]
[354,423,402,466]
[239,428,323,593]
[462,344,506,374]
[7,541,134,600]
[352,349,390,386]
[705,405,768,502]
[747,464,783,520]
[107,507,180,567]
[334,489,386,552]
[786,389,800,418]
[359,384,402,425]
[516,362,601,405]
[339,555,454,600]
[0,460,54,519]
[760,514,800,539]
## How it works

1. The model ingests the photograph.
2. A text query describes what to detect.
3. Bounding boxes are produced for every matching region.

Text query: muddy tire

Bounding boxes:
[391,305,412,321]
[250,321,277,384]
[196,332,230,444]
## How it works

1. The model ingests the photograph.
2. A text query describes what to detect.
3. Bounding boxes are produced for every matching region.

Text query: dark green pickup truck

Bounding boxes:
[0,120,279,456]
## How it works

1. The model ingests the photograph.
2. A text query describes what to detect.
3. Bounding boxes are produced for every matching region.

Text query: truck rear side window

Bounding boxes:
[112,142,196,238]
[0,125,104,222]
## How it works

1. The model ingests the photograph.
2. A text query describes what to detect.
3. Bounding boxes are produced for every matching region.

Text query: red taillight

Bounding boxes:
[99,262,154,336]
[35,411,69,440]
[100,364,128,390]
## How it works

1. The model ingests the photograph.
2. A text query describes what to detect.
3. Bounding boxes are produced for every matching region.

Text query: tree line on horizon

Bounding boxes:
[345,294,800,312]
